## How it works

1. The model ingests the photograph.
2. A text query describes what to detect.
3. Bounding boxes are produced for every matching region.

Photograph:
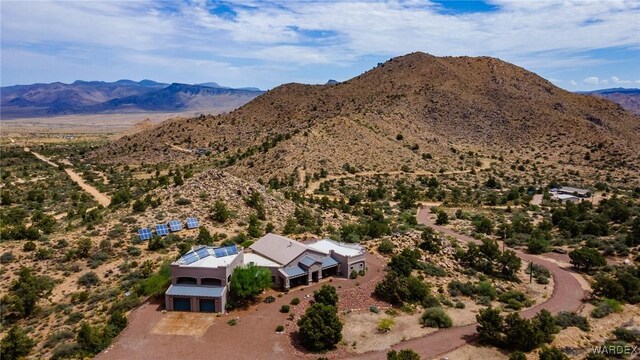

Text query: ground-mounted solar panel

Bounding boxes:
[225,245,238,255]
[168,220,183,232]
[181,252,200,265]
[195,247,210,259]
[155,224,169,236]
[186,217,199,229]
[138,228,152,241]
[213,247,228,258]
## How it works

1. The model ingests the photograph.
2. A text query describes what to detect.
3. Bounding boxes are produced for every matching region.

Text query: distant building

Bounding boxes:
[164,234,366,312]
[557,194,581,203]
[557,186,591,198]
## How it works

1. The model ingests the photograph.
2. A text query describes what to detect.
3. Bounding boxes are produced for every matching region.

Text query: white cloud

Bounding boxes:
[1,0,639,88]
[569,80,577,86]
[583,77,600,85]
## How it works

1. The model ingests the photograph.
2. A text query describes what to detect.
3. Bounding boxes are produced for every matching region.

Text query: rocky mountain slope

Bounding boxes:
[1,80,263,119]
[93,52,640,182]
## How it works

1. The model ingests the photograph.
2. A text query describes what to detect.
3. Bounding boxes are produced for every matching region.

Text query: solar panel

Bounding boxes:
[186,217,199,229]
[225,245,238,255]
[213,247,228,258]
[168,220,183,232]
[137,228,152,241]
[181,252,200,265]
[155,224,169,236]
[195,247,210,259]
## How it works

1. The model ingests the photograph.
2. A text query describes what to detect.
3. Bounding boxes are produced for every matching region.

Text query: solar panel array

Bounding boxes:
[155,224,169,236]
[186,217,199,229]
[137,217,199,241]
[138,228,152,241]
[177,245,239,265]
[168,220,183,232]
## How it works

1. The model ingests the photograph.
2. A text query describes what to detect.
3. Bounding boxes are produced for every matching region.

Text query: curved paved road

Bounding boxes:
[353,206,585,360]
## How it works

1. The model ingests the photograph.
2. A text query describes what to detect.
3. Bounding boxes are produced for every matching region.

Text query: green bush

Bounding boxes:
[508,351,526,360]
[420,307,452,328]
[227,319,237,326]
[612,327,640,343]
[297,303,342,351]
[264,296,275,303]
[280,305,290,313]
[77,272,100,287]
[554,312,590,331]
[290,297,300,305]
[275,324,284,332]
[591,298,623,318]
[378,239,394,254]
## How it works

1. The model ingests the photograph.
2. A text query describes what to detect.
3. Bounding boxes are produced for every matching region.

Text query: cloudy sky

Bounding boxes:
[1,0,639,91]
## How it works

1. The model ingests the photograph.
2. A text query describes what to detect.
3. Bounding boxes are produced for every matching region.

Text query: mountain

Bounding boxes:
[580,88,640,115]
[0,80,263,119]
[93,52,640,183]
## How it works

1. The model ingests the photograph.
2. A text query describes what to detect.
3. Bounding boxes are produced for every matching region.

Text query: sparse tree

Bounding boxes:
[229,264,272,304]
[1,326,35,360]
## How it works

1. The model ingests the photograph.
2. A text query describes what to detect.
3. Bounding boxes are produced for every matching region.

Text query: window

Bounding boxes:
[201,278,222,286]
[176,277,197,285]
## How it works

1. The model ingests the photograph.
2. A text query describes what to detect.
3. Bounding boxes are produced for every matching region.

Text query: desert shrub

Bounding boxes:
[78,272,100,287]
[475,281,497,300]
[455,301,465,309]
[350,270,359,279]
[420,307,452,328]
[448,280,474,297]
[538,346,569,360]
[498,290,530,306]
[264,296,275,303]
[612,327,640,343]
[591,298,623,318]
[377,317,395,332]
[175,197,191,206]
[280,305,290,313]
[536,275,550,285]
[65,312,84,324]
[378,239,394,254]
[1,325,35,360]
[509,352,526,360]
[43,330,74,348]
[227,319,237,326]
[387,349,420,360]
[418,262,447,277]
[290,297,300,305]
[52,343,81,360]
[369,306,380,314]
[275,324,284,332]
[22,241,36,252]
[554,312,590,331]
[1,252,15,264]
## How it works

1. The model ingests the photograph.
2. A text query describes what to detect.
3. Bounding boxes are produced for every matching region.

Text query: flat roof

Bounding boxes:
[557,194,579,200]
[308,239,364,257]
[166,284,225,298]
[558,186,590,194]
[244,253,281,268]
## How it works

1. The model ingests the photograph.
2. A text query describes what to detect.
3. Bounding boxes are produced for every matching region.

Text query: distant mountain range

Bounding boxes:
[577,88,640,114]
[0,80,264,119]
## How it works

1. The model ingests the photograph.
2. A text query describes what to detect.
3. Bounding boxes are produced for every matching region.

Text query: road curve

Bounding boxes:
[353,206,586,360]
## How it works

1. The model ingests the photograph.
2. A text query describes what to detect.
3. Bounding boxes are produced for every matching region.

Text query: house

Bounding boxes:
[164,234,366,313]
[557,186,591,198]
[164,245,243,312]
[248,233,366,289]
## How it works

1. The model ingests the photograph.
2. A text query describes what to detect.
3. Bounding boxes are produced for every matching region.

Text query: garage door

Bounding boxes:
[199,299,215,313]
[173,297,191,311]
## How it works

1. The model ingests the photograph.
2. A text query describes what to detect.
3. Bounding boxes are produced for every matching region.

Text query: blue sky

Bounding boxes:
[1,0,639,91]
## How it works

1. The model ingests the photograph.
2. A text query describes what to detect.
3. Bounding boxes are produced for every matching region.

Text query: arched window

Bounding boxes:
[176,277,197,285]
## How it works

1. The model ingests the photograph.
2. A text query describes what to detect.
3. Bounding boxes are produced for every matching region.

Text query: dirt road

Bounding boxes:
[355,206,585,360]
[25,148,111,207]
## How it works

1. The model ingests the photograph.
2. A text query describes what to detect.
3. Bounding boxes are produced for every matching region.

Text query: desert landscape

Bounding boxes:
[1,2,639,360]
